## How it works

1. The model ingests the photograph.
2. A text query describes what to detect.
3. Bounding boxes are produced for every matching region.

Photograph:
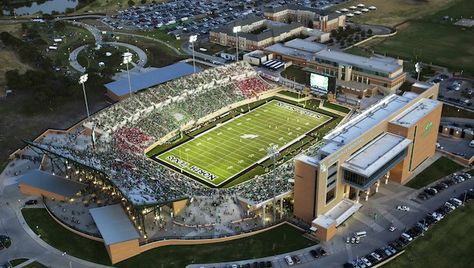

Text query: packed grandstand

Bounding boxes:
[28,62,336,207]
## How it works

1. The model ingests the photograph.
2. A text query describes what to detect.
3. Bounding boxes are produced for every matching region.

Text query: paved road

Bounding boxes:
[68,41,147,73]
[188,170,474,268]
[0,159,108,268]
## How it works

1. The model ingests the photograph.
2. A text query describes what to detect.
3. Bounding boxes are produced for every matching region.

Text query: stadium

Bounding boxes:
[14,61,350,263]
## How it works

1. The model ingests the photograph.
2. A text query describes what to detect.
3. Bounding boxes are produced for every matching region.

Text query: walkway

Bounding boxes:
[0,159,109,268]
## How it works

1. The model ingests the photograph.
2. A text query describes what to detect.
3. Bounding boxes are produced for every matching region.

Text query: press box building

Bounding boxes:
[293,83,442,241]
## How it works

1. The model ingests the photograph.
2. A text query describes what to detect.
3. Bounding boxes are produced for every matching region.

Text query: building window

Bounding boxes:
[326,188,336,204]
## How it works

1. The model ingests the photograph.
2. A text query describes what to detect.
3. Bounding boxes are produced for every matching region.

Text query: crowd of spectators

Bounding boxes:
[30,61,313,208]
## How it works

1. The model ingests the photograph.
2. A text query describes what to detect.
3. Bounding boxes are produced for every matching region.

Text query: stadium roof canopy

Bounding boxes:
[18,169,86,197]
[89,204,140,245]
[105,62,199,97]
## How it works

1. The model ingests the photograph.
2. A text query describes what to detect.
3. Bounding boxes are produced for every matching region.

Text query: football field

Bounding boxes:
[156,100,332,187]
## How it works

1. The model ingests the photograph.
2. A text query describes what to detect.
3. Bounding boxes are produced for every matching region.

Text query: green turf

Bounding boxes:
[322,102,351,113]
[21,208,112,265]
[406,156,464,189]
[278,90,305,100]
[157,100,332,186]
[384,201,474,268]
[116,223,317,267]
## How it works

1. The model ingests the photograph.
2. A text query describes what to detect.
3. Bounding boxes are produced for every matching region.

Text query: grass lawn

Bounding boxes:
[23,208,315,268]
[156,100,332,187]
[281,65,307,84]
[352,0,474,76]
[23,262,48,268]
[114,34,187,68]
[323,102,351,113]
[406,156,464,189]
[330,0,454,27]
[141,29,186,51]
[384,201,474,268]
[441,104,474,119]
[116,223,317,267]
[77,45,138,72]
[278,90,306,100]
[22,208,112,265]
[9,258,28,266]
[196,41,228,55]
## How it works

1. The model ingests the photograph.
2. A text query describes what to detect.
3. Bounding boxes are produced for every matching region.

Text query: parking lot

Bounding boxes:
[437,76,474,110]
[438,136,474,159]
[188,173,474,268]
[101,0,349,42]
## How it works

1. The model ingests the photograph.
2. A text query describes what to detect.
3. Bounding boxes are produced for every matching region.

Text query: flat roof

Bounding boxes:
[342,133,412,177]
[89,204,140,245]
[312,199,361,228]
[315,50,402,74]
[18,169,86,197]
[321,94,414,155]
[390,98,440,127]
[284,38,327,53]
[265,43,314,61]
[105,62,198,97]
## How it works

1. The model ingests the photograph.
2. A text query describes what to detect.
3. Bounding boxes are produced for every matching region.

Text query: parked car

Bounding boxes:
[370,252,382,261]
[360,257,372,267]
[24,199,38,205]
[292,255,301,264]
[401,232,413,242]
[397,205,410,211]
[284,256,294,266]
[389,226,397,232]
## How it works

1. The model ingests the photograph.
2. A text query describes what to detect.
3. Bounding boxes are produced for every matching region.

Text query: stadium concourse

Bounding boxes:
[13,61,349,263]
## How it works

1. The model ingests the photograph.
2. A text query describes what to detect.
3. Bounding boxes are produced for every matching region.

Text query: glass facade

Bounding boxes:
[343,148,408,189]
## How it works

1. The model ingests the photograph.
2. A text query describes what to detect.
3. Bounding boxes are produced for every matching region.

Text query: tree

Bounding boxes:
[367,29,373,35]
[141,0,147,4]
[128,0,135,7]
[307,20,313,28]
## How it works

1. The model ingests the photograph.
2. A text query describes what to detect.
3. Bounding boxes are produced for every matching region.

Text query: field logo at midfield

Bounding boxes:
[166,155,218,181]
[276,101,322,119]
[241,134,259,139]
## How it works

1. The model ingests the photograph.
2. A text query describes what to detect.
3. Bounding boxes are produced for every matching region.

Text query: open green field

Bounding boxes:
[22,208,111,265]
[352,0,474,76]
[384,201,474,268]
[406,156,464,189]
[156,100,332,187]
[22,208,316,267]
[330,0,453,27]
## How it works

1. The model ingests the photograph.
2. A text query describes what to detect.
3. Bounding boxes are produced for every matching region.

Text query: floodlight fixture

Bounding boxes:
[79,74,88,84]
[122,52,133,64]
[189,35,198,43]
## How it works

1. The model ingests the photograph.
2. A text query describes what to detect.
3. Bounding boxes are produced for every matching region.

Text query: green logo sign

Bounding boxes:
[423,121,433,136]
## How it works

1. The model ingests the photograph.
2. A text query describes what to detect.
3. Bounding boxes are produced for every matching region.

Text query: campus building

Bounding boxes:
[293,83,442,241]
[263,38,406,94]
[209,16,305,51]
[263,4,346,32]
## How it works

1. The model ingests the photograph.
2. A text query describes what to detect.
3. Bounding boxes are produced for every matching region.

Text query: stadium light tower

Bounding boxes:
[267,144,279,223]
[189,35,198,73]
[123,52,133,97]
[78,74,90,119]
[233,25,242,62]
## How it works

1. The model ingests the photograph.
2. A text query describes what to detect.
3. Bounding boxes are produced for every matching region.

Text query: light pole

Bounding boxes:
[123,52,133,97]
[415,62,422,81]
[233,26,241,62]
[78,74,90,118]
[267,144,279,223]
[189,35,198,73]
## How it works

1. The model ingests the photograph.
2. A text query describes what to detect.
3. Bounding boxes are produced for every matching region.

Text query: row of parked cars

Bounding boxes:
[344,186,474,268]
[418,172,471,200]
[347,177,474,268]
[284,247,327,266]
